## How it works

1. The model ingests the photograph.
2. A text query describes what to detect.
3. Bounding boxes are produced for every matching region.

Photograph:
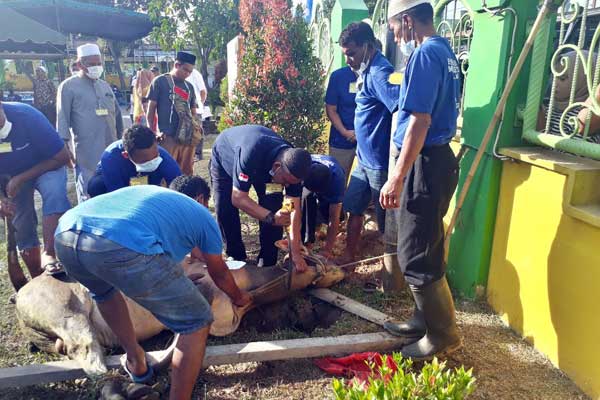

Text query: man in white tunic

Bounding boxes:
[57,43,123,203]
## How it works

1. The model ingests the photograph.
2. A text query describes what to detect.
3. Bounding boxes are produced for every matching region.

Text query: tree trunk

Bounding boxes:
[196,45,210,89]
[108,40,127,90]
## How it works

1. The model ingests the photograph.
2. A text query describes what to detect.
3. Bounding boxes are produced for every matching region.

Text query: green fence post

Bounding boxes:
[446,0,542,298]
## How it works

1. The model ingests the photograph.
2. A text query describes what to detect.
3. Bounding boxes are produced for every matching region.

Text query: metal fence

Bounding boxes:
[435,0,473,116]
[523,1,600,160]
[310,0,334,77]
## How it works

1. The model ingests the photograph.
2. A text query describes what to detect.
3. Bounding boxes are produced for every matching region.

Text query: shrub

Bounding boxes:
[332,355,476,400]
[220,0,326,151]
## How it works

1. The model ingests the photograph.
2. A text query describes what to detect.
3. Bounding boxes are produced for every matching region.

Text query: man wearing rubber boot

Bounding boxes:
[379,0,462,360]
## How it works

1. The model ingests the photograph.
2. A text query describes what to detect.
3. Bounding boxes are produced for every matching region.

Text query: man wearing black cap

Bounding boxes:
[147,51,200,175]
[211,125,312,272]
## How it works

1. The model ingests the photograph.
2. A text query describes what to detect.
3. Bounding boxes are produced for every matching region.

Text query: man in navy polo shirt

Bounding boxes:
[87,125,182,197]
[0,101,71,288]
[211,125,312,272]
[380,0,462,360]
[325,66,358,184]
[301,155,346,259]
[336,22,400,265]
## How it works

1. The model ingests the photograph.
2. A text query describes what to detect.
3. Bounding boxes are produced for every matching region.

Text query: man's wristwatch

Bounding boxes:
[263,211,275,225]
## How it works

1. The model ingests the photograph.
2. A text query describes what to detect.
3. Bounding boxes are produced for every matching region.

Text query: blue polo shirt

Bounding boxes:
[354,52,400,171]
[56,185,223,262]
[325,67,358,150]
[212,125,302,197]
[0,102,64,177]
[96,140,181,192]
[394,36,461,148]
[310,154,346,204]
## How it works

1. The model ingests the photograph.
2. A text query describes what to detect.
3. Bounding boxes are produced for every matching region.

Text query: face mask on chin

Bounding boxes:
[353,45,370,89]
[85,65,104,80]
[132,156,163,173]
[0,119,12,140]
[400,39,416,58]
[399,18,417,58]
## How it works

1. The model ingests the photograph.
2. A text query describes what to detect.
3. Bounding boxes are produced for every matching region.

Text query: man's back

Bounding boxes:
[56,185,222,261]
[0,102,63,177]
[354,51,399,170]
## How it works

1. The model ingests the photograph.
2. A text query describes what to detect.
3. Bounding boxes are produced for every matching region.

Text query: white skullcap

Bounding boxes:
[77,43,101,58]
[388,0,431,19]
[36,65,47,74]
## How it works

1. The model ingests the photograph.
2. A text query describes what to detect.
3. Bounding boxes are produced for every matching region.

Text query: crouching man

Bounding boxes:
[301,155,346,260]
[0,101,71,287]
[211,124,312,271]
[54,185,251,399]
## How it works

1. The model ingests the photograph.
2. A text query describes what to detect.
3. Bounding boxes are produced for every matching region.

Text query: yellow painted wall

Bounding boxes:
[488,148,600,399]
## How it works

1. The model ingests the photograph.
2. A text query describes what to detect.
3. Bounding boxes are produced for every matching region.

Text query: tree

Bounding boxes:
[80,0,152,89]
[220,0,326,151]
[148,0,239,86]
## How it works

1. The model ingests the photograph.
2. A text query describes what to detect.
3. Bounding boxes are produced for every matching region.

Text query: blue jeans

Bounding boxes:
[54,230,214,334]
[13,167,71,250]
[342,162,387,233]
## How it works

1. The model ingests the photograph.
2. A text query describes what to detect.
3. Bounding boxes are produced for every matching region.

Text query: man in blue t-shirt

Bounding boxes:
[300,155,346,259]
[0,101,71,289]
[55,185,251,399]
[336,22,400,265]
[211,125,312,272]
[325,66,358,184]
[379,0,462,360]
[87,125,182,197]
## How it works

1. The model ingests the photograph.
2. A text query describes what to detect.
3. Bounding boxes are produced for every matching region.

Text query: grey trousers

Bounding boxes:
[328,146,356,186]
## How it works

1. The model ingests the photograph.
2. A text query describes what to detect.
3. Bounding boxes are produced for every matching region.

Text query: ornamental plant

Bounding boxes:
[332,355,476,400]
[221,0,326,151]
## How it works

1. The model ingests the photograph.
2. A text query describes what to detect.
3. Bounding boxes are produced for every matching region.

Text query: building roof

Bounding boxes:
[1,0,154,42]
[0,5,67,55]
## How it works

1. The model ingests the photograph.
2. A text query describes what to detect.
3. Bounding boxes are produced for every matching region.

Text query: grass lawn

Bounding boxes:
[0,135,590,399]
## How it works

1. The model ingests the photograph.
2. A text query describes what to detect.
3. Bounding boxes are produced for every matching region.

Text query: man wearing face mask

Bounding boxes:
[87,125,182,197]
[211,125,312,272]
[57,43,124,204]
[0,101,71,285]
[380,0,462,360]
[336,22,400,266]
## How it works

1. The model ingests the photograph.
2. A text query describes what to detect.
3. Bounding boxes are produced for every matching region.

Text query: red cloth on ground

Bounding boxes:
[314,352,398,384]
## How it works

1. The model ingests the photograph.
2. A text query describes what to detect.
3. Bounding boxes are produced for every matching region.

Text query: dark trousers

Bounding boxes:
[210,160,284,266]
[301,193,330,244]
[396,144,459,287]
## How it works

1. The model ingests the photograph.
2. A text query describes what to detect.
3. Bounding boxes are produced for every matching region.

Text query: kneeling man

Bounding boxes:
[54,185,251,400]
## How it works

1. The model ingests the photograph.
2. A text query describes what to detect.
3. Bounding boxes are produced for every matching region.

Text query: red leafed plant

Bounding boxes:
[220,0,326,151]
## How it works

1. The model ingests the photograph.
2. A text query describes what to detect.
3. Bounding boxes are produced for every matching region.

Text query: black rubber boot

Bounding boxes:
[400,276,462,360]
[383,305,426,338]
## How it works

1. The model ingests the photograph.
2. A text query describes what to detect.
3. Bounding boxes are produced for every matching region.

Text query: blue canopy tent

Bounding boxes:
[1,0,154,42]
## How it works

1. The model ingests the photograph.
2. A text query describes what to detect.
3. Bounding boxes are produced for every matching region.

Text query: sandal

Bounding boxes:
[44,260,66,276]
[120,354,154,384]
[362,279,381,293]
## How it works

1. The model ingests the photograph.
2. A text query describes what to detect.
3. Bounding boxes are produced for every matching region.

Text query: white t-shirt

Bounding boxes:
[186,69,207,115]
